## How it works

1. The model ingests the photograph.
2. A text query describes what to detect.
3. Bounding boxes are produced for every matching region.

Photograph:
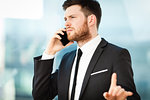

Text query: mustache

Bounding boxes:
[66,28,74,32]
[66,27,74,30]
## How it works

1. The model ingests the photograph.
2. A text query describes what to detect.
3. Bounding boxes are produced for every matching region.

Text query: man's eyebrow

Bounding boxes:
[64,14,77,20]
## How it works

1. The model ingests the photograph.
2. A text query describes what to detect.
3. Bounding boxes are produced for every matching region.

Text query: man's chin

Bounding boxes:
[68,38,74,41]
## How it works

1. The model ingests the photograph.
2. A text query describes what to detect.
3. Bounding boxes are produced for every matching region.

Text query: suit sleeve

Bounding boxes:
[32,56,58,100]
[113,49,141,100]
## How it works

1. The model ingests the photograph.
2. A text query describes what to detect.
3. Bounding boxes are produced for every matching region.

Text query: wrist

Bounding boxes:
[45,49,56,55]
[41,51,55,60]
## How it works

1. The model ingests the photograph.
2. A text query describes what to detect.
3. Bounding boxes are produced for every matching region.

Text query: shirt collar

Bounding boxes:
[77,35,101,55]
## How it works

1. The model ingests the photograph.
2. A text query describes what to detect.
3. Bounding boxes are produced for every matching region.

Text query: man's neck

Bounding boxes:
[77,33,98,47]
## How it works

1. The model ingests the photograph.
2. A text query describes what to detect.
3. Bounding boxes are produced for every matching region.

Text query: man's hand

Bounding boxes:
[45,28,73,55]
[103,73,133,100]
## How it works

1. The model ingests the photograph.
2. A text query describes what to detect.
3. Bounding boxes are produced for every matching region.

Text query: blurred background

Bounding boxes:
[0,0,150,100]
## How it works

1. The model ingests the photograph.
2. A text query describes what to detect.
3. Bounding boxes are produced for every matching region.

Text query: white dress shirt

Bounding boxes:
[41,35,101,100]
[68,35,101,100]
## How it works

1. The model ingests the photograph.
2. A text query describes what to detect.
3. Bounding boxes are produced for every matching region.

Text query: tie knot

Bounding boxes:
[77,48,82,58]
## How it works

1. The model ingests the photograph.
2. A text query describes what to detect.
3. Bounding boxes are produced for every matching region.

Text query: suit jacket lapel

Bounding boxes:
[79,38,108,98]
[62,50,76,100]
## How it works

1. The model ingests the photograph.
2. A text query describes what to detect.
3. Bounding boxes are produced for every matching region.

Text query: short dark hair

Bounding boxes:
[62,0,102,28]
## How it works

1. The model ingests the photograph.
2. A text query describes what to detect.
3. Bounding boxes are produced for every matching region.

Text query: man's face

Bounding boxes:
[64,5,91,42]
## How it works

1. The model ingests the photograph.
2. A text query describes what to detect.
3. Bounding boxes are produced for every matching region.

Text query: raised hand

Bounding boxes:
[103,73,133,100]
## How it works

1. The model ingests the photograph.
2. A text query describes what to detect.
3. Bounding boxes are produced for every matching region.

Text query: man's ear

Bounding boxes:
[87,14,96,27]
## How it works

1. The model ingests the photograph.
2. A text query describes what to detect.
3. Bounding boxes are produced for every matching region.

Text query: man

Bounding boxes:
[32,0,140,100]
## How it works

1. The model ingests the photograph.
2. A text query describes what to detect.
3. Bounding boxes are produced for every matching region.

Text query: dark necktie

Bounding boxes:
[71,48,83,100]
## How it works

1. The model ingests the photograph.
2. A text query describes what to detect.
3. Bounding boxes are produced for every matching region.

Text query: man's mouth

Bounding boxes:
[67,29,73,32]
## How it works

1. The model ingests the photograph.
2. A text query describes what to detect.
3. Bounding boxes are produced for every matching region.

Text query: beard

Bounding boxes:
[67,21,91,42]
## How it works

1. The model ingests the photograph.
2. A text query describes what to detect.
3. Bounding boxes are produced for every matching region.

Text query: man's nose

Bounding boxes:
[65,21,71,28]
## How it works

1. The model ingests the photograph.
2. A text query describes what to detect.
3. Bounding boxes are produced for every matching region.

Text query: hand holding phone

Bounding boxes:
[58,31,70,46]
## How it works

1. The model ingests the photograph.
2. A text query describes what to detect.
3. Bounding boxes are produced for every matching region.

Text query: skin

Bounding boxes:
[103,73,133,100]
[44,5,133,100]
[45,5,98,55]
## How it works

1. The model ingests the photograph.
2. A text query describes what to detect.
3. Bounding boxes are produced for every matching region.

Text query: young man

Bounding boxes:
[32,0,140,100]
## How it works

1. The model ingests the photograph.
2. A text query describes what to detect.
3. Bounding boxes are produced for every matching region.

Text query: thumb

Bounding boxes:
[103,92,110,99]
[64,41,74,47]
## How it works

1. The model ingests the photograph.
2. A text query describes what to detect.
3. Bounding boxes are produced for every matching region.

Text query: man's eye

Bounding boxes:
[71,16,75,18]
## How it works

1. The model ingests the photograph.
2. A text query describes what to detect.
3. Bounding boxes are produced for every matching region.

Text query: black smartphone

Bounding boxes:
[58,31,70,46]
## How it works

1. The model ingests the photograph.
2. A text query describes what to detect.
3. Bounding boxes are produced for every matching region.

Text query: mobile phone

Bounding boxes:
[58,31,70,46]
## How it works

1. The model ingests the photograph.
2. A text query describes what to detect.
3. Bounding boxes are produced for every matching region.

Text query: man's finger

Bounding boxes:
[110,73,117,88]
[103,92,109,99]
[126,91,133,97]
[120,91,133,99]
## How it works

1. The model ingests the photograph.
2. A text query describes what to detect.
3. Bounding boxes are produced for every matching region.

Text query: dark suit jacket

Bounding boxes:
[32,38,140,100]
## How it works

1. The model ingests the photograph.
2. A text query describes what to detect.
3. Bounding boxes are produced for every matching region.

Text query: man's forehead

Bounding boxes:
[64,5,82,17]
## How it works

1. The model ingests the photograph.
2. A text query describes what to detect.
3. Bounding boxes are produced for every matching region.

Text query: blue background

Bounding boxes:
[0,0,150,100]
